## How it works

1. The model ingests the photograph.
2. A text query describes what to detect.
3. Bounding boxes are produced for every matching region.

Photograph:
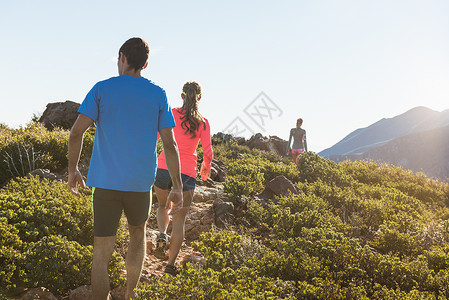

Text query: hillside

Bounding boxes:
[330,124,449,180]
[1,122,449,299]
[319,106,449,157]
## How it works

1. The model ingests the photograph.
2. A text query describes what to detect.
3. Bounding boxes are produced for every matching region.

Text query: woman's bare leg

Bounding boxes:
[167,189,194,266]
[155,186,170,234]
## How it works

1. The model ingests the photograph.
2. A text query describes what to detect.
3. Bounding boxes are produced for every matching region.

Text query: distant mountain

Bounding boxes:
[319,106,449,157]
[319,106,449,180]
[329,125,449,180]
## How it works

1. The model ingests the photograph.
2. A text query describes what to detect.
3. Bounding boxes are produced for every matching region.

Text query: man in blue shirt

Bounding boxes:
[68,37,183,300]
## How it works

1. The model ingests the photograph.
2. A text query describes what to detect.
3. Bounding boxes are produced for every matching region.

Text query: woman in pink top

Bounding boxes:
[153,81,213,275]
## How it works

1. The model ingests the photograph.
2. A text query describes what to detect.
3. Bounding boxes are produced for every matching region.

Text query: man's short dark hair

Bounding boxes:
[119,37,149,71]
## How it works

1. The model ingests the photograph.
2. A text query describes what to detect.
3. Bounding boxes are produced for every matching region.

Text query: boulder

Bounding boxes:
[210,159,227,182]
[19,287,57,300]
[246,133,288,156]
[111,286,126,300]
[213,132,246,145]
[214,198,234,218]
[200,209,215,225]
[69,285,92,300]
[181,253,206,268]
[185,224,212,241]
[193,185,223,202]
[258,175,300,200]
[39,100,80,130]
[213,198,235,227]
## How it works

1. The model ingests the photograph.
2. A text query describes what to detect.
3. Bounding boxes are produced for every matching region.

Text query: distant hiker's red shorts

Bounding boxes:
[291,149,305,156]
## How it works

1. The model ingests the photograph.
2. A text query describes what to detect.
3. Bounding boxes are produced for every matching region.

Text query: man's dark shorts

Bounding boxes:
[92,187,152,237]
[153,168,196,191]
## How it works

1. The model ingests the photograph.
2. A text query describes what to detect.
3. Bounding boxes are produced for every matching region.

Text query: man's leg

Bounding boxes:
[125,222,146,300]
[167,190,194,266]
[92,236,116,300]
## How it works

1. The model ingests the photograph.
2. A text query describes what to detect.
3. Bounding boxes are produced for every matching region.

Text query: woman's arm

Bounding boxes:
[200,119,213,180]
[286,129,293,154]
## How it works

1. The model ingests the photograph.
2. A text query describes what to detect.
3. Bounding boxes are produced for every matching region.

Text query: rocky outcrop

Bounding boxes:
[212,132,288,157]
[258,175,300,200]
[39,100,80,130]
[213,198,235,227]
[213,132,245,145]
[246,133,288,156]
[210,159,227,182]
[69,285,92,300]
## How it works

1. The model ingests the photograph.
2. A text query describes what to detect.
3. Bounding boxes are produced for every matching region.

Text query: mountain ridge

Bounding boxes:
[321,106,449,180]
[319,106,447,157]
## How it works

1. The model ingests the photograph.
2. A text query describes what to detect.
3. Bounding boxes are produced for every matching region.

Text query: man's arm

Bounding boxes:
[158,127,183,212]
[68,113,94,196]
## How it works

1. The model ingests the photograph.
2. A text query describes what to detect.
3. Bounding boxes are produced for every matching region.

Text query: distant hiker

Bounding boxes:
[286,118,307,164]
[153,81,213,276]
[68,37,182,300]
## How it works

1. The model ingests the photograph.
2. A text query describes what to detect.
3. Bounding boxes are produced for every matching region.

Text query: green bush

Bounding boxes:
[0,176,93,245]
[0,217,23,290]
[192,229,243,270]
[24,234,124,296]
[224,162,265,199]
[296,152,353,186]
[134,266,299,299]
[25,235,93,296]
[0,176,128,296]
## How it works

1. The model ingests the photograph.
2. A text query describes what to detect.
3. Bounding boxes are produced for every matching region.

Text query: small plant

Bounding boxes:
[2,142,50,177]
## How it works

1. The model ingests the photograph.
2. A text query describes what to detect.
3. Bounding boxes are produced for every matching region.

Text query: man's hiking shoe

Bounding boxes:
[164,264,179,276]
[153,233,169,260]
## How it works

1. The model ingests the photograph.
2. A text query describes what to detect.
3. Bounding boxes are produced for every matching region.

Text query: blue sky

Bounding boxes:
[1,1,448,152]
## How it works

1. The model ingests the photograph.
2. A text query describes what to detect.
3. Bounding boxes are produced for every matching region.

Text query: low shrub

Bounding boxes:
[0,176,93,245]
[25,235,93,296]
[134,266,299,299]
[0,217,23,290]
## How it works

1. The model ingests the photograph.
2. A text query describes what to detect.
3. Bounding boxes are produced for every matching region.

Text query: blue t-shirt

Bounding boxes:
[78,75,175,192]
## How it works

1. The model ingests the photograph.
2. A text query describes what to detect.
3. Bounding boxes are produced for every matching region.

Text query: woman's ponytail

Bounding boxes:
[180,81,206,138]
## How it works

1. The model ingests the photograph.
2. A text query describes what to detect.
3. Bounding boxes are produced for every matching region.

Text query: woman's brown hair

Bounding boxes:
[180,81,206,138]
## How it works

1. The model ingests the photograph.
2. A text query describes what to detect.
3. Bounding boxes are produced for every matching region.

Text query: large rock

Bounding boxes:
[19,287,57,300]
[246,133,288,156]
[39,100,80,130]
[69,285,92,300]
[193,185,223,202]
[210,159,227,182]
[181,253,206,268]
[258,175,300,200]
[213,132,245,145]
[213,198,235,227]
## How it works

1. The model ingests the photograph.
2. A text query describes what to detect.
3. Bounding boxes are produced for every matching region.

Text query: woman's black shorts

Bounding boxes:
[153,168,196,191]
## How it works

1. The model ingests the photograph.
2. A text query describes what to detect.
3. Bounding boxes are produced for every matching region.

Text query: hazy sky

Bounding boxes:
[1,1,448,152]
